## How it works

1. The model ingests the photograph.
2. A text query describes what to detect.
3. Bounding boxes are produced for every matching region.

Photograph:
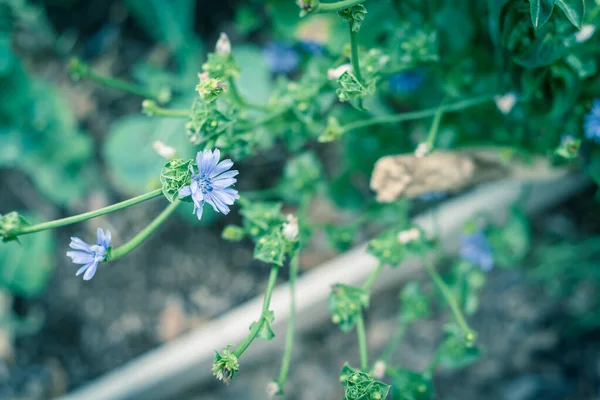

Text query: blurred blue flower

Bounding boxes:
[299,40,326,56]
[584,99,600,143]
[459,231,494,272]
[263,42,300,74]
[66,228,111,280]
[179,149,239,220]
[420,191,447,202]
[388,69,425,94]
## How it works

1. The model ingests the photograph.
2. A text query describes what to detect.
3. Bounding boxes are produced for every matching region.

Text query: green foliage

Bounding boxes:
[253,228,287,266]
[212,345,240,383]
[239,201,286,239]
[367,227,429,267]
[488,208,531,268]
[280,152,323,201]
[325,223,358,252]
[340,363,391,400]
[329,284,369,332]
[249,310,275,341]
[435,326,481,369]
[530,0,555,29]
[0,212,30,243]
[160,158,194,202]
[103,114,194,195]
[447,261,486,315]
[338,5,368,32]
[399,282,431,323]
[221,225,246,242]
[0,214,54,297]
[390,370,434,400]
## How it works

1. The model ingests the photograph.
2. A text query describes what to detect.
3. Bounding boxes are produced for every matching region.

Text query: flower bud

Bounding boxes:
[414,142,431,158]
[327,63,352,80]
[372,360,386,379]
[152,141,176,160]
[215,32,231,56]
[575,25,595,43]
[282,214,299,241]
[266,381,280,398]
[397,227,421,244]
[494,92,517,115]
[196,73,227,103]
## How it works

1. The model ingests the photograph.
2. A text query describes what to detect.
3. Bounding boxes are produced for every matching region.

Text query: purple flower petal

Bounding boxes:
[69,237,91,252]
[83,263,98,280]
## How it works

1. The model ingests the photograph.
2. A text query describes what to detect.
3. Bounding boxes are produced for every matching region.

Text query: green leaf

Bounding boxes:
[391,370,434,400]
[340,363,391,400]
[514,31,566,68]
[0,214,55,297]
[233,45,273,105]
[250,310,276,341]
[530,0,555,30]
[555,0,585,29]
[240,201,285,239]
[435,327,481,369]
[253,229,287,266]
[325,224,358,252]
[160,158,194,202]
[399,282,430,323]
[103,114,194,196]
[488,208,531,268]
[328,284,369,333]
[281,152,323,201]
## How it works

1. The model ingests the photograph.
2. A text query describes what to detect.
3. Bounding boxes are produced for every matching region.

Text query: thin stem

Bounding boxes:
[363,262,383,292]
[425,98,448,148]
[380,319,406,363]
[348,22,364,84]
[317,0,367,13]
[70,60,169,103]
[143,100,189,118]
[14,189,164,236]
[356,313,369,371]
[233,265,280,358]
[109,200,181,260]
[340,94,495,133]
[276,251,300,391]
[423,262,475,339]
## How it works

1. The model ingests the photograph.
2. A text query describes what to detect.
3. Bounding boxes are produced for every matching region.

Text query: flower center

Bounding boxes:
[196,175,213,194]
[91,245,107,262]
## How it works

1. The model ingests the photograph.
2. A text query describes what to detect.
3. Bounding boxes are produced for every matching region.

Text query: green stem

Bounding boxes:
[356,313,369,371]
[340,94,495,133]
[14,189,163,236]
[317,0,367,13]
[142,100,189,118]
[70,60,169,103]
[109,200,180,260]
[348,22,364,84]
[233,265,280,358]
[276,251,300,391]
[363,262,383,292]
[423,262,475,339]
[425,98,448,148]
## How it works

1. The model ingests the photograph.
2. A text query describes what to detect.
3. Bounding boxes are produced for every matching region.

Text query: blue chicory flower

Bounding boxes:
[388,69,425,94]
[299,40,326,56]
[584,99,600,143]
[459,231,494,272]
[178,149,239,220]
[66,228,111,280]
[263,41,300,74]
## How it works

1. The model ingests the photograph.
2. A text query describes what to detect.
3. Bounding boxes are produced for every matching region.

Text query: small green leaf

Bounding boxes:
[514,31,566,68]
[435,327,481,369]
[391,370,434,400]
[325,224,358,252]
[160,158,194,202]
[530,0,555,30]
[329,284,369,333]
[240,201,285,239]
[0,214,55,297]
[340,363,391,400]
[555,0,585,29]
[399,282,430,323]
[253,229,287,266]
[250,311,276,341]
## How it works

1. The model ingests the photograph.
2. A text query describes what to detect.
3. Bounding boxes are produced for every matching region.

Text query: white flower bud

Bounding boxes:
[372,360,386,379]
[397,227,421,244]
[266,381,280,398]
[282,214,299,241]
[414,143,431,158]
[575,25,595,43]
[152,141,176,160]
[327,63,352,80]
[494,92,517,115]
[215,32,231,56]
